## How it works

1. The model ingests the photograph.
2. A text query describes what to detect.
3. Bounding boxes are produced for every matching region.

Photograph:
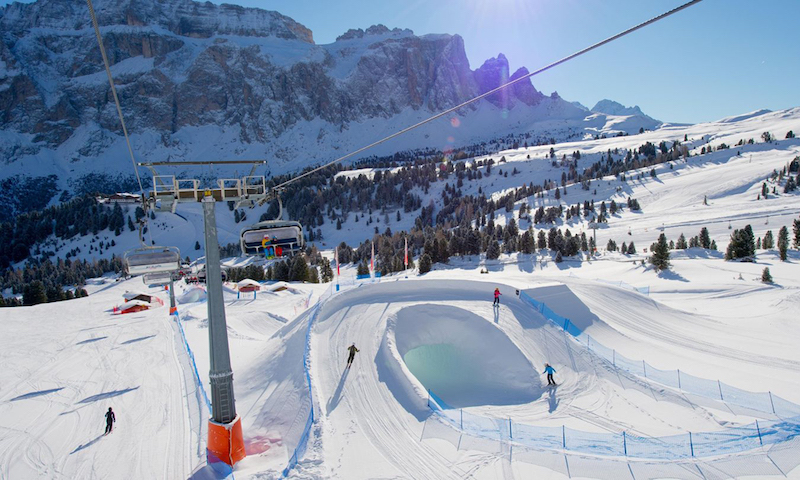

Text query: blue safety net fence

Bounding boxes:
[422,290,800,461]
[172,309,235,479]
[518,290,800,419]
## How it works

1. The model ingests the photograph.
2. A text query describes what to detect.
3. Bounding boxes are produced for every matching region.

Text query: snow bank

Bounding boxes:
[177,286,207,304]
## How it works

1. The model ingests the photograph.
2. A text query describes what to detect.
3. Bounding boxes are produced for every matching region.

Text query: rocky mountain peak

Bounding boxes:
[472,53,542,108]
[0,0,314,42]
[592,99,648,118]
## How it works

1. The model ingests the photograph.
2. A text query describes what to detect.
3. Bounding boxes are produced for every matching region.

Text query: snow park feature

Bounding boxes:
[393,304,538,408]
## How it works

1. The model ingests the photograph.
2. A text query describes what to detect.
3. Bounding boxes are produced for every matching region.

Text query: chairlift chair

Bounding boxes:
[240,220,304,257]
[125,246,181,276]
[142,271,174,287]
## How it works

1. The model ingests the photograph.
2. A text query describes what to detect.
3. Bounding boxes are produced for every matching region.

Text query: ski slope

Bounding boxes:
[1,106,800,479]
[1,252,799,479]
[0,280,194,479]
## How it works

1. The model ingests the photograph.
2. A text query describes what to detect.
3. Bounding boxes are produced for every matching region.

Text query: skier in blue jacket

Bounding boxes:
[543,363,556,386]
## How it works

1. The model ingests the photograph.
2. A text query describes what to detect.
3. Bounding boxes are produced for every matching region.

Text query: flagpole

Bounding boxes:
[404,237,408,271]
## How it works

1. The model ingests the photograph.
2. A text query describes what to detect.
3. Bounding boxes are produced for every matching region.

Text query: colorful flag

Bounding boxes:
[404,237,408,268]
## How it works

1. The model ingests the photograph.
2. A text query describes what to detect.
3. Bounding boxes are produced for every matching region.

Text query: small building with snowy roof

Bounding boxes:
[236,279,262,292]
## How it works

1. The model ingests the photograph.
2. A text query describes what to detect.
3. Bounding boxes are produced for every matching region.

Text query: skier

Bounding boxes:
[493,288,502,306]
[543,363,556,386]
[346,343,359,369]
[104,407,115,435]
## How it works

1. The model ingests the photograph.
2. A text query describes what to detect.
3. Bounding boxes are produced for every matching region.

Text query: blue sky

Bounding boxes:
[4,0,799,123]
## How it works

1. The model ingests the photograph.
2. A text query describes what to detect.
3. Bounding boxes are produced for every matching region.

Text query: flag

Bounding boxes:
[404,237,408,268]
[370,241,374,273]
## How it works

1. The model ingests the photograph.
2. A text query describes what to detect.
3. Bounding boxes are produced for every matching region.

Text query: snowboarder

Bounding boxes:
[543,364,557,386]
[493,288,501,306]
[346,344,359,369]
[104,407,115,435]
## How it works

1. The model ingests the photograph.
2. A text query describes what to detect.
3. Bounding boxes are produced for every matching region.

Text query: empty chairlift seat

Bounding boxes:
[125,246,181,276]
[240,221,304,257]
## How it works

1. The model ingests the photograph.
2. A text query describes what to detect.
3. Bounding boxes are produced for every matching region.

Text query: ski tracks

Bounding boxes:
[312,301,465,480]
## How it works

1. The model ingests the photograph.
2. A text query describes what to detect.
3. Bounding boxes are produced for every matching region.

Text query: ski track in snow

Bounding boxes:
[0,284,194,480]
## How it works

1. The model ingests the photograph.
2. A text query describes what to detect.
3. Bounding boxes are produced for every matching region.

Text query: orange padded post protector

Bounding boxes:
[208,416,246,466]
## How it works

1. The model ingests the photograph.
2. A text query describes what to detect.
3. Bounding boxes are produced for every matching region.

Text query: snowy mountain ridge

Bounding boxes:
[0,0,662,210]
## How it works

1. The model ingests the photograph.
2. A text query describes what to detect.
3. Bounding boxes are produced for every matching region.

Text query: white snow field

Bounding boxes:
[2,256,799,479]
[1,107,800,479]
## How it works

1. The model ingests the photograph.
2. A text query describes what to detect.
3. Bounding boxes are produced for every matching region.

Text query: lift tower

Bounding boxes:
[140,160,271,466]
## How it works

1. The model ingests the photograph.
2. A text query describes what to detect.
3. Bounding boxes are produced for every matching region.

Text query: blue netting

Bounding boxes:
[564,426,625,456]
[625,432,692,459]
[772,395,800,418]
[720,382,775,413]
[644,362,680,389]
[510,422,564,450]
[448,288,800,461]
[615,354,645,377]
[679,371,723,400]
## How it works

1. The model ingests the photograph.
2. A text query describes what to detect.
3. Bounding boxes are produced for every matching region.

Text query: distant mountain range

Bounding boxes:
[0,0,663,209]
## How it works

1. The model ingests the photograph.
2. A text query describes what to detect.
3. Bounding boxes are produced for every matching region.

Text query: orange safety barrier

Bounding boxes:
[208,416,246,466]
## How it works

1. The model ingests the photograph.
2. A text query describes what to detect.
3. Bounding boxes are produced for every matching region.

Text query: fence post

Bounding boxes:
[562,425,566,449]
[677,369,682,391]
[509,418,513,439]
[756,420,763,446]
[718,380,724,401]
[689,431,694,457]
[643,360,647,378]
[769,391,776,414]
[563,319,569,331]
[623,431,628,456]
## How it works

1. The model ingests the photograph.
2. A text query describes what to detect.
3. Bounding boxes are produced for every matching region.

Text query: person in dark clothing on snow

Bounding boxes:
[543,364,557,386]
[104,407,115,434]
[493,288,502,306]
[346,344,359,369]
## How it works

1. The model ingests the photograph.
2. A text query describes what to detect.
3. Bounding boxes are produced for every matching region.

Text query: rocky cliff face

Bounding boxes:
[0,0,659,201]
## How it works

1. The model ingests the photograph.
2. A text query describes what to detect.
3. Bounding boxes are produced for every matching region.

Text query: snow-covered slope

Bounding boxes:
[2,251,799,478]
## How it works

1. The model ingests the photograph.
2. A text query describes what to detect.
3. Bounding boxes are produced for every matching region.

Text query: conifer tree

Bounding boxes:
[486,239,501,260]
[418,254,432,274]
[699,228,711,249]
[676,233,688,249]
[793,218,800,248]
[320,258,333,283]
[763,230,774,249]
[761,267,773,284]
[650,233,671,271]
[778,226,789,261]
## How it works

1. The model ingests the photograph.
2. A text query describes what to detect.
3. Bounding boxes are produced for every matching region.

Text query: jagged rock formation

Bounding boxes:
[0,0,662,207]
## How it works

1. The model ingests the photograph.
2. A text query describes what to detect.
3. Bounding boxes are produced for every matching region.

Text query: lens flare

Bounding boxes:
[450,117,461,128]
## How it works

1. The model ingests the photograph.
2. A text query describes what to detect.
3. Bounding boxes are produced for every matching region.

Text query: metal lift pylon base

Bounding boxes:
[207,415,246,466]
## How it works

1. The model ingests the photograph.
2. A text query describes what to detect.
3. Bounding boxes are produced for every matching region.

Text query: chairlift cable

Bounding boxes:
[271,0,703,191]
[85,0,153,244]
